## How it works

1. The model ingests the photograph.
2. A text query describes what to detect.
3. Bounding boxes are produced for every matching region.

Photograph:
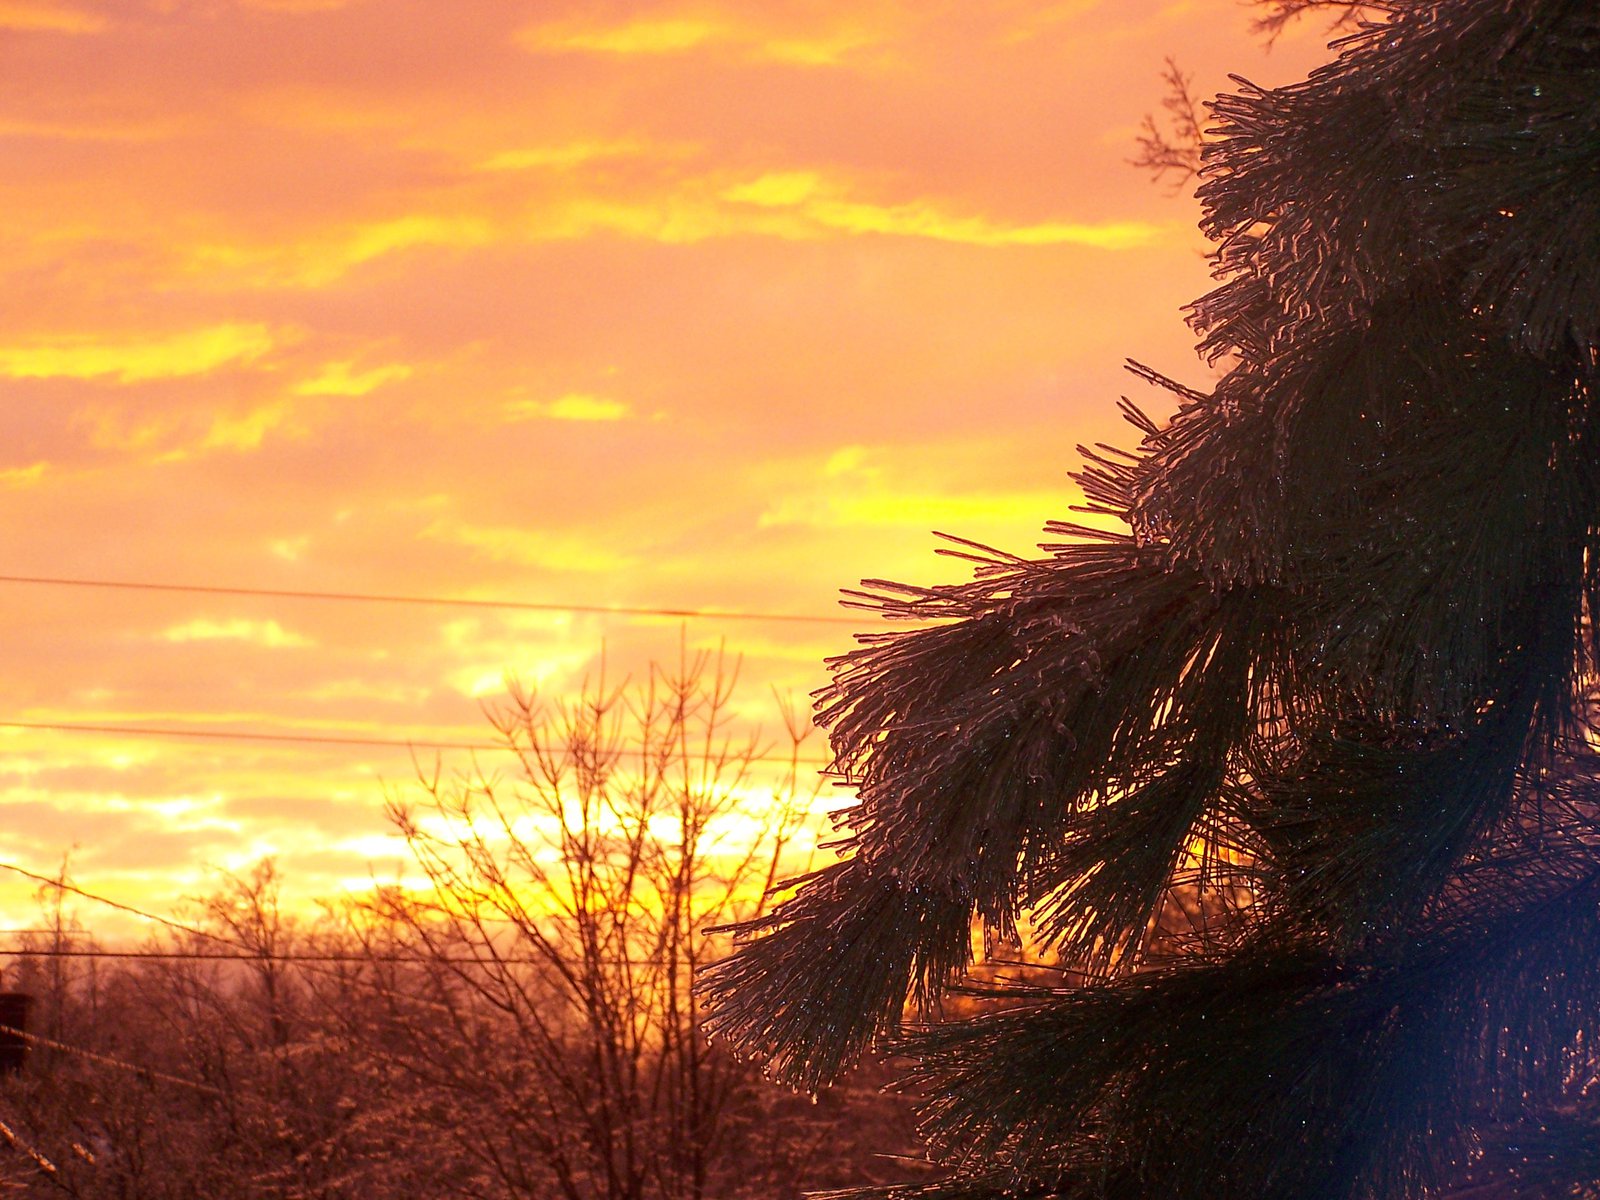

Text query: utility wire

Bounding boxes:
[0,862,237,952]
[0,719,837,766]
[0,1023,226,1098]
[0,574,864,626]
[0,948,678,966]
[0,863,718,968]
[0,720,503,754]
[0,866,475,1020]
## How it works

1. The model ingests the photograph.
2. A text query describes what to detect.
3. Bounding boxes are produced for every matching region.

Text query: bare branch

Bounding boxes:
[1131,57,1205,188]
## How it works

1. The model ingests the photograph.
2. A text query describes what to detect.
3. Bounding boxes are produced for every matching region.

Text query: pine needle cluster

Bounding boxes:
[702,3,1600,1197]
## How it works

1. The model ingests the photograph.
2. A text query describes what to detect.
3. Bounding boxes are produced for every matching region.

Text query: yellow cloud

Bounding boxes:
[241,0,352,11]
[0,463,47,489]
[334,832,412,860]
[446,651,592,699]
[822,445,874,478]
[0,323,276,382]
[999,0,1104,43]
[819,199,1163,248]
[525,178,1166,251]
[340,215,491,264]
[504,393,631,422]
[0,114,185,141]
[476,140,655,172]
[519,13,884,67]
[724,170,824,207]
[0,1,107,33]
[423,520,635,572]
[522,15,724,56]
[75,400,292,462]
[201,401,291,452]
[299,680,433,705]
[270,536,310,561]
[160,618,315,648]
[294,360,413,396]
[760,28,882,67]
[191,215,493,288]
[189,167,1159,293]
[533,196,760,244]
[723,170,1167,249]
[435,616,593,698]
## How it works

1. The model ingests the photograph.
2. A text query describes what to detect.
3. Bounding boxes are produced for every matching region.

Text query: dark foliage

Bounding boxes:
[702,2,1600,1197]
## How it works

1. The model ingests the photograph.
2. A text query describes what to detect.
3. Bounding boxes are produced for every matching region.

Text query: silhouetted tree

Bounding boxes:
[319,650,930,1200]
[1251,0,1380,41]
[703,3,1600,1197]
[1134,2,1394,184]
[0,656,934,1199]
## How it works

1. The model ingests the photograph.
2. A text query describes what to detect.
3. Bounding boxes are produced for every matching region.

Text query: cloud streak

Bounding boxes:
[0,324,278,382]
[0,0,107,34]
[518,11,892,67]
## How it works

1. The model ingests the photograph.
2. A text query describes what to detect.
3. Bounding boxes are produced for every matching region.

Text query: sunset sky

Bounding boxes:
[0,0,1335,936]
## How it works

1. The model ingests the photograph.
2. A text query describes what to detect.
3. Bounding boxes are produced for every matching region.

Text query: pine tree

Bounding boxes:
[700,3,1600,1197]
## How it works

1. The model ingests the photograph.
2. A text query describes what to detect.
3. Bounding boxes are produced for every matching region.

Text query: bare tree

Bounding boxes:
[350,647,824,1200]
[1250,0,1385,44]
[1132,57,1206,187]
[0,863,438,1199]
[1132,2,1395,185]
[0,656,922,1198]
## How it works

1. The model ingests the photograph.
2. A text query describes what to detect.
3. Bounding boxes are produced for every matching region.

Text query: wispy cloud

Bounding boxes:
[523,168,1169,250]
[755,443,1089,535]
[0,114,190,142]
[168,161,1163,292]
[722,170,1169,248]
[294,360,414,396]
[0,323,277,382]
[518,13,888,67]
[160,618,316,649]
[476,139,655,172]
[239,0,355,12]
[422,521,637,572]
[474,138,698,173]
[189,216,493,288]
[0,1,107,34]
[503,393,631,422]
[199,402,295,453]
[0,463,49,489]
[998,0,1104,43]
[70,398,298,463]
[527,16,723,56]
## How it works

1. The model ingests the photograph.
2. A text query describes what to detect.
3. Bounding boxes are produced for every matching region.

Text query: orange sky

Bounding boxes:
[0,0,1335,935]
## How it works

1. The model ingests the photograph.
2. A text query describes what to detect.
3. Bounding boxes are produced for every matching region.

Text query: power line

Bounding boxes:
[0,719,836,765]
[0,574,863,626]
[0,720,502,754]
[0,864,723,968]
[0,948,677,967]
[0,867,481,1020]
[0,1023,226,1097]
[0,862,236,951]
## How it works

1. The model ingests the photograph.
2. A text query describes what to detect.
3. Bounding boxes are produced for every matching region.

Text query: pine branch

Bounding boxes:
[894,825,1600,1200]
[703,531,1277,1084]
[706,8,1600,1198]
